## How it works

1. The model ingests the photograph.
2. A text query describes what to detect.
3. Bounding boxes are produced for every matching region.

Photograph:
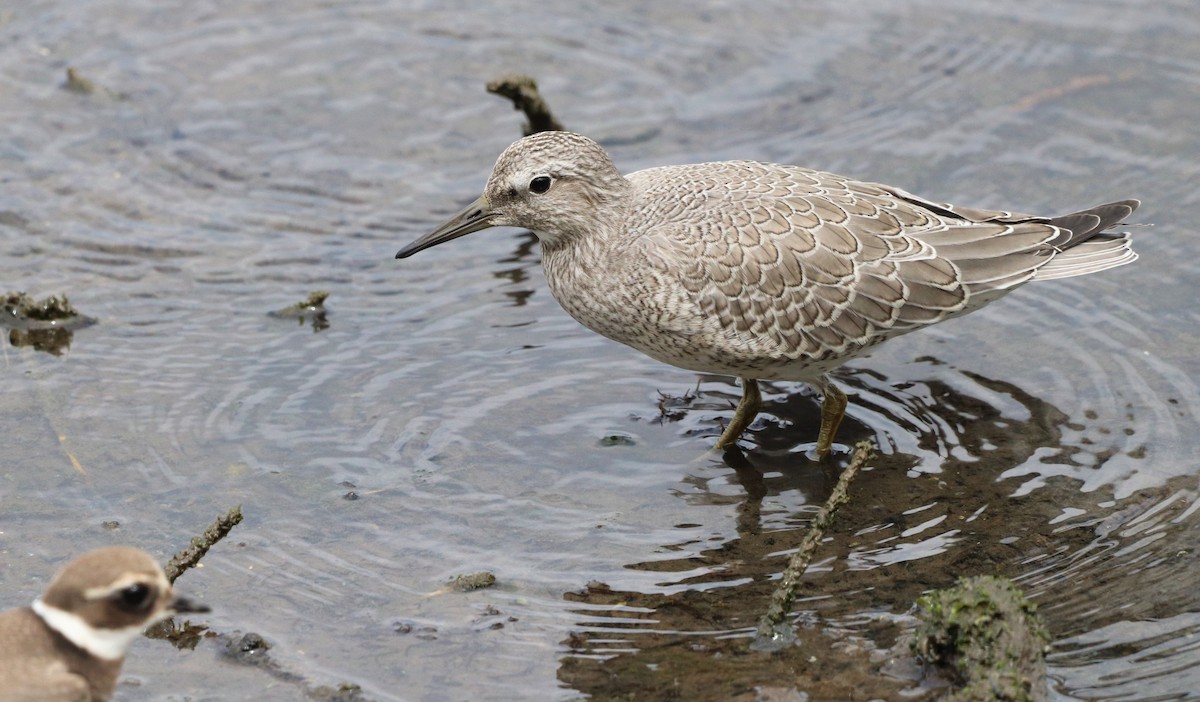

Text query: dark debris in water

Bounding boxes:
[655,384,699,423]
[597,432,636,447]
[221,631,278,668]
[145,617,211,651]
[269,290,330,332]
[8,327,72,355]
[472,604,518,631]
[61,66,128,99]
[450,571,496,592]
[217,631,377,701]
[392,620,438,640]
[914,576,1049,702]
[308,683,372,702]
[3,291,95,328]
[3,291,97,355]
[62,67,95,94]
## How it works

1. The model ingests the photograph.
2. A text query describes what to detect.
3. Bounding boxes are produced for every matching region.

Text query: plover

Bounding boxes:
[0,546,209,701]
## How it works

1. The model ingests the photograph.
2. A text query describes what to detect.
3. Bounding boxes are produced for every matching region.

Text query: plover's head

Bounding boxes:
[31,546,209,661]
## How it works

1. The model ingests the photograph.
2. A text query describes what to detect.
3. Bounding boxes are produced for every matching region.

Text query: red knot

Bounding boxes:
[397,131,1139,457]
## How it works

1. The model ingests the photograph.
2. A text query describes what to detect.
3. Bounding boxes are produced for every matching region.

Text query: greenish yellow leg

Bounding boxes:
[715,377,761,449]
[815,379,847,459]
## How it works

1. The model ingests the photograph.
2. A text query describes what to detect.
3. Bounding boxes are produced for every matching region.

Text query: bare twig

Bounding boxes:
[486,74,565,135]
[164,506,243,583]
[752,440,875,650]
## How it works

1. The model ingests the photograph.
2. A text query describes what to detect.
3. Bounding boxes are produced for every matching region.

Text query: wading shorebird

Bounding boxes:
[397,131,1139,457]
[0,547,209,701]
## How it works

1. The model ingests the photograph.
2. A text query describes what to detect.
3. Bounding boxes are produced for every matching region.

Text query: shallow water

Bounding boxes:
[0,0,1197,700]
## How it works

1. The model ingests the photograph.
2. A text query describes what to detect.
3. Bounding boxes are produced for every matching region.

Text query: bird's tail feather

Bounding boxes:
[1031,199,1140,280]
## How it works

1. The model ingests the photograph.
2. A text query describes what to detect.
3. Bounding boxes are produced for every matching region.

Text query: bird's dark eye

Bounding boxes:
[529,175,553,194]
[116,584,153,611]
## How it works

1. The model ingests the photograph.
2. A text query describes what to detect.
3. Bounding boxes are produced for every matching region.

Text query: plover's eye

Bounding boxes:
[116,583,153,611]
[529,175,553,194]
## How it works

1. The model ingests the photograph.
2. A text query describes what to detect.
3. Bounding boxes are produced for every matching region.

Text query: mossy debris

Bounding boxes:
[2,291,96,355]
[63,67,96,94]
[3,292,88,326]
[450,571,496,592]
[914,575,1050,701]
[269,291,330,331]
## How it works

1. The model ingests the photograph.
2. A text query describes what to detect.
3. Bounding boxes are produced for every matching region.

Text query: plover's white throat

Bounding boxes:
[398,131,1139,456]
[0,546,209,701]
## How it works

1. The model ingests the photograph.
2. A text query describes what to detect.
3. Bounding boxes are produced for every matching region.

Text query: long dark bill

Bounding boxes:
[396,195,495,259]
